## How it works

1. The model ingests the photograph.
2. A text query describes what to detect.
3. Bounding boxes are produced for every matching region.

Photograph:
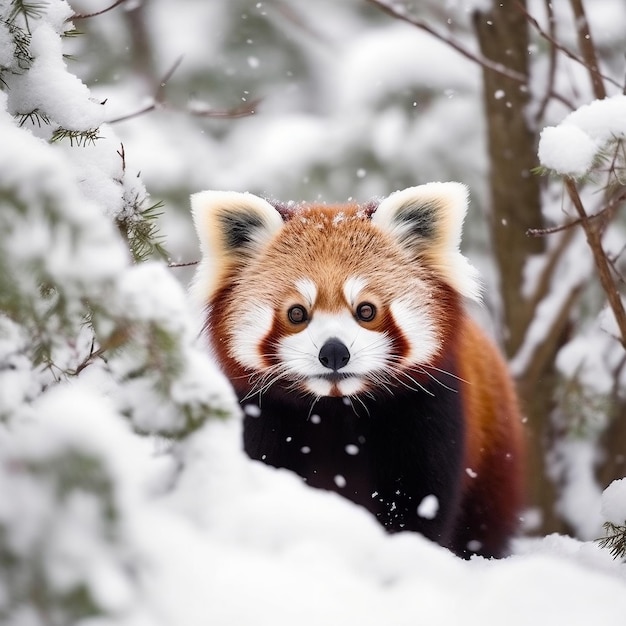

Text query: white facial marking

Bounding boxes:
[296,278,317,307]
[337,376,366,397]
[343,276,367,306]
[389,298,439,364]
[277,309,392,396]
[231,303,274,370]
[306,377,333,397]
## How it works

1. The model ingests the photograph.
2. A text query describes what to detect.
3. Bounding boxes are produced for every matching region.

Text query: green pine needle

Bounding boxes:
[8,0,47,33]
[16,108,51,127]
[119,200,169,263]
[597,521,626,560]
[50,128,101,147]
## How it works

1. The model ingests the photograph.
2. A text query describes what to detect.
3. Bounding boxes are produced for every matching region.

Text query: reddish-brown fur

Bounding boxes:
[193,189,526,558]
[452,315,526,556]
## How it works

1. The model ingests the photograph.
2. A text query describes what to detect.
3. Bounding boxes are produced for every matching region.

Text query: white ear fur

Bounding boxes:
[190,190,284,303]
[372,182,482,301]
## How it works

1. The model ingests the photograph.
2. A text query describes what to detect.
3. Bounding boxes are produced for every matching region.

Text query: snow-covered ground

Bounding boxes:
[21,398,626,626]
[1,1,626,624]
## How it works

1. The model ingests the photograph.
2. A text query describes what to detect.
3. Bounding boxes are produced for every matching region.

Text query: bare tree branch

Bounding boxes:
[566,178,626,348]
[270,0,331,43]
[68,327,130,376]
[526,227,578,314]
[569,0,607,99]
[534,0,558,124]
[527,189,626,238]
[368,0,576,111]
[366,0,526,83]
[106,56,261,124]
[67,0,129,21]
[518,0,619,94]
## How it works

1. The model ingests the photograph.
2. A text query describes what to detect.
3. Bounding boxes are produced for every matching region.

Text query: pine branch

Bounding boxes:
[132,200,169,262]
[598,521,626,559]
[7,0,47,32]
[62,26,82,38]
[0,18,33,78]
[50,128,101,147]
[16,108,51,127]
[117,198,168,263]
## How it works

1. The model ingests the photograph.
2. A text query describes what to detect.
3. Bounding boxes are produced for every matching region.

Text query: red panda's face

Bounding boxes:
[191,185,481,399]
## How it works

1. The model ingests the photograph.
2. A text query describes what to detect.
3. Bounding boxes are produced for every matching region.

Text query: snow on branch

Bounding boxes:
[538,96,626,348]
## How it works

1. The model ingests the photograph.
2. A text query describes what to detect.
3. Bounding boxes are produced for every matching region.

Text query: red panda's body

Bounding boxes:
[191,184,525,558]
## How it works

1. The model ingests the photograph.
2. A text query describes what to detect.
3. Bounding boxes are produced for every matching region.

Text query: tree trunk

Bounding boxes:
[473,3,569,535]
[598,397,626,490]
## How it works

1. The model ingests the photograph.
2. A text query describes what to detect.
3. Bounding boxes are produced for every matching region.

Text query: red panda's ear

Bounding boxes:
[190,190,283,301]
[372,182,482,301]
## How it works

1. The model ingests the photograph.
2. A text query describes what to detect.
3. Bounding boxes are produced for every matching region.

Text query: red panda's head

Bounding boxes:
[191,183,481,399]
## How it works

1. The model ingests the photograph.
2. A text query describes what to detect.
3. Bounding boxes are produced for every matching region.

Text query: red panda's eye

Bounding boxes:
[287,305,308,324]
[356,302,376,322]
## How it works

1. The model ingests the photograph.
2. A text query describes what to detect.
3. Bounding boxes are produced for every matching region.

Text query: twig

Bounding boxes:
[271,0,330,43]
[366,0,526,83]
[106,56,261,124]
[117,143,126,173]
[607,243,626,286]
[527,222,576,237]
[368,0,576,111]
[168,260,199,268]
[565,178,626,348]
[526,226,577,317]
[67,0,129,21]
[518,0,619,93]
[155,56,184,104]
[69,327,130,376]
[185,97,263,119]
[527,189,626,238]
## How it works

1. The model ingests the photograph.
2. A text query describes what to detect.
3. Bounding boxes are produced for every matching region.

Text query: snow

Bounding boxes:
[1,1,626,624]
[417,494,439,520]
[512,230,592,378]
[550,439,604,540]
[8,23,104,132]
[538,125,599,177]
[538,95,626,176]
[335,24,479,112]
[602,479,626,524]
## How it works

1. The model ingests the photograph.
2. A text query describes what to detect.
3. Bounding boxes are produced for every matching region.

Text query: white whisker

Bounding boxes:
[416,366,459,393]
[350,393,371,417]
[420,363,469,385]
[379,365,435,397]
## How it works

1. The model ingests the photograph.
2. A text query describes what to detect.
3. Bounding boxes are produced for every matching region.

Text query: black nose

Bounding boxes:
[318,338,350,371]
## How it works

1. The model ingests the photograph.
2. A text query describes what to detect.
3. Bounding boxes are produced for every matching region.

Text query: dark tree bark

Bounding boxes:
[473,2,570,535]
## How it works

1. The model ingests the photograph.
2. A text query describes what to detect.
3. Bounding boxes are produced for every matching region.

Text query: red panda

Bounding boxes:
[191,183,525,559]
